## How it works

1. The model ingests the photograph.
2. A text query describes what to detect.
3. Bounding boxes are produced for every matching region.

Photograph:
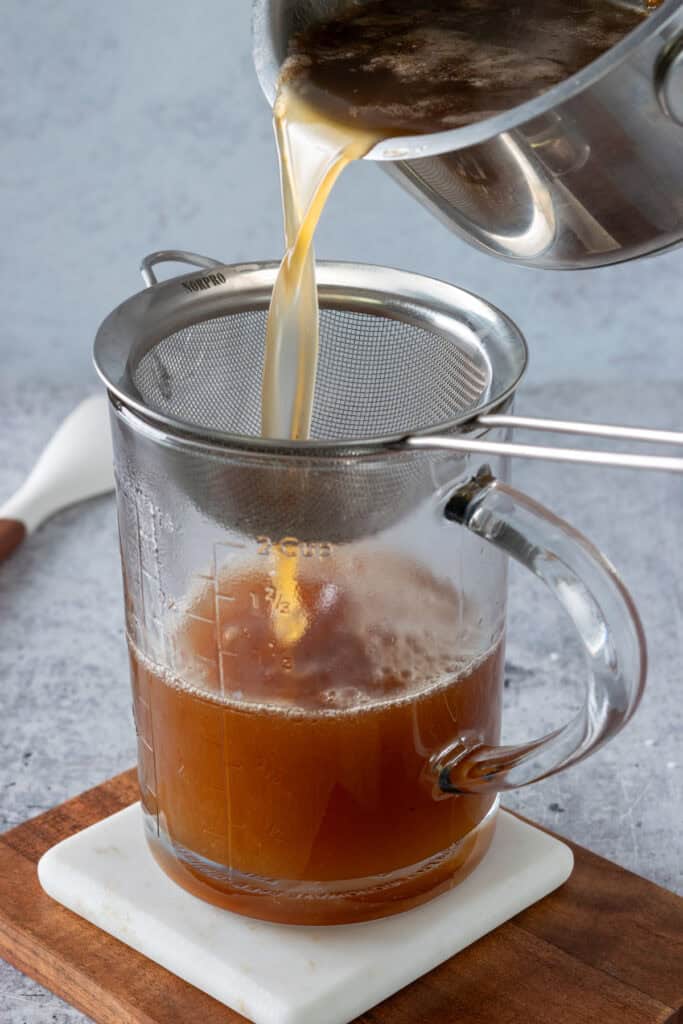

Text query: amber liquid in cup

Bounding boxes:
[131,552,504,924]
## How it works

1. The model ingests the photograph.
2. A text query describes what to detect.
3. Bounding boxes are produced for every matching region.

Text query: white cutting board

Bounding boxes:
[38,804,572,1024]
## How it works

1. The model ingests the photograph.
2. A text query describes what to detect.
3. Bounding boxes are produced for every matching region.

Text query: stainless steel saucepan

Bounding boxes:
[253,0,683,268]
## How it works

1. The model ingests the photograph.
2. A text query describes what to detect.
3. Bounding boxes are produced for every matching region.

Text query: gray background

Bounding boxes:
[1,2,682,1022]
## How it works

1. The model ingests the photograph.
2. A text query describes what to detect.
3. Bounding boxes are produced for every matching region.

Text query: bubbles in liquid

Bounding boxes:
[131,549,503,715]
[130,629,500,716]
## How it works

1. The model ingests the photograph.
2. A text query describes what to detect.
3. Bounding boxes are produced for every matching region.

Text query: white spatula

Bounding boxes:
[0,395,115,563]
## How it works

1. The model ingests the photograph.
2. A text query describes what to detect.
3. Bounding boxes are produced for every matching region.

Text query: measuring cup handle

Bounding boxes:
[435,467,646,795]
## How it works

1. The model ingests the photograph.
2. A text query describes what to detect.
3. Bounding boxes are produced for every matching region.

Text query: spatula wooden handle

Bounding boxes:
[0,518,26,562]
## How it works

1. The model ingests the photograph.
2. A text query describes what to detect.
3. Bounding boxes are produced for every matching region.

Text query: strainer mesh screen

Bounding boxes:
[132,305,489,441]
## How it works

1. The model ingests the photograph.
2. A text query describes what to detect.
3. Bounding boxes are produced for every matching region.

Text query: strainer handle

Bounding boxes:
[434,467,646,795]
[140,250,224,287]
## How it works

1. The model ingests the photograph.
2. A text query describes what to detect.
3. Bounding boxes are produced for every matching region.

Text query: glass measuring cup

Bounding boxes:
[98,258,645,925]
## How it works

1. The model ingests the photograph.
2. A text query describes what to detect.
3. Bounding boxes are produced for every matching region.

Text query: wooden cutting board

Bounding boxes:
[0,770,681,1024]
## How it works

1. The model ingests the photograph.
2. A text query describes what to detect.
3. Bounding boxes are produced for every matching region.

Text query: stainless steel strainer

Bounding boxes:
[94,251,683,540]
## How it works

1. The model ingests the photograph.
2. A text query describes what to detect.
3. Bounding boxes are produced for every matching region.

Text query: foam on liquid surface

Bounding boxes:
[131,550,503,715]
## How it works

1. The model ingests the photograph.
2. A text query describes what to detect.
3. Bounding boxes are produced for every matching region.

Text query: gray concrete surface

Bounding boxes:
[2,0,682,1021]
